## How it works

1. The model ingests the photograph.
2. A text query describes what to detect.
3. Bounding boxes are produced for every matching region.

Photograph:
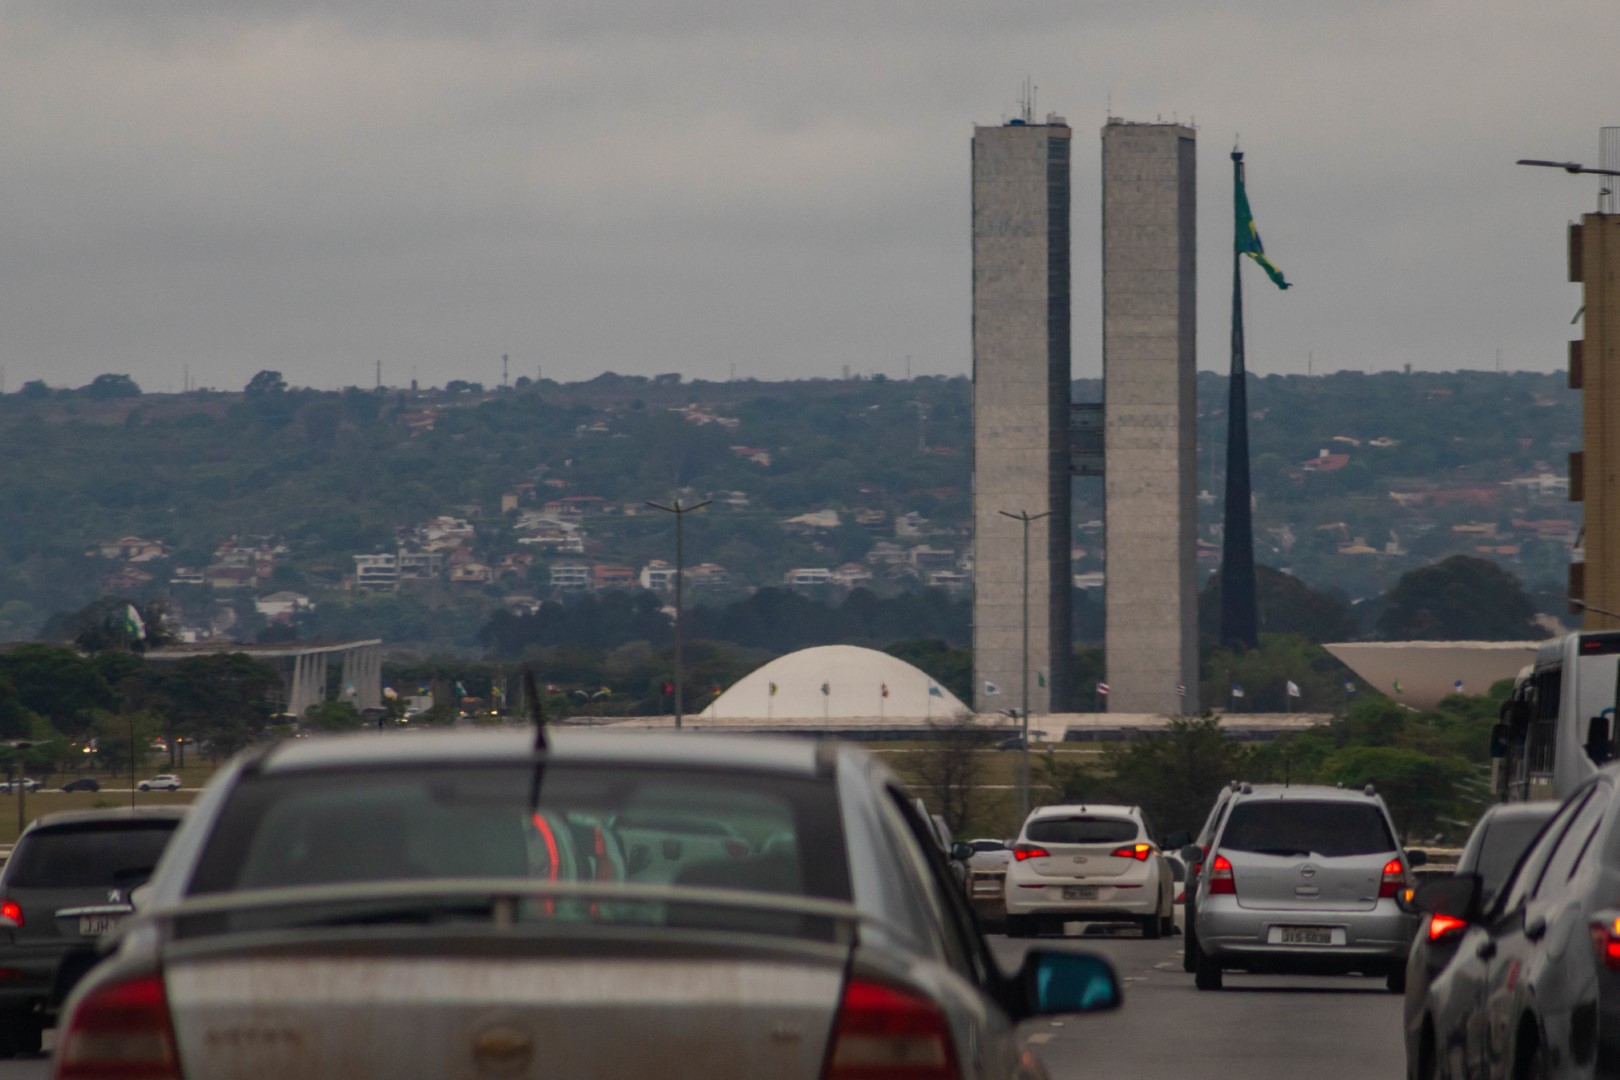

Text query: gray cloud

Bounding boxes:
[0,1,1611,390]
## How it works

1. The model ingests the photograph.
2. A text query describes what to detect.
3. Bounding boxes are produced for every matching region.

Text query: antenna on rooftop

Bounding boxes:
[1602,127,1620,213]
[502,354,509,388]
[375,358,381,390]
[1019,77,1035,123]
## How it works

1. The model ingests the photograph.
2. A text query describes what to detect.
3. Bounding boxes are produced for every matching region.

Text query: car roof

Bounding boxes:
[253,728,831,778]
[1226,784,1386,805]
[25,806,189,832]
[1474,801,1559,827]
[1027,803,1140,819]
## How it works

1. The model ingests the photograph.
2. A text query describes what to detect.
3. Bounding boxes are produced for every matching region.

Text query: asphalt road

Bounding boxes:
[0,921,1407,1080]
[994,923,1407,1080]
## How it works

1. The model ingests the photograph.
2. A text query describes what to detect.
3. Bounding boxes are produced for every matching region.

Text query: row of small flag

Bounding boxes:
[767,682,948,698]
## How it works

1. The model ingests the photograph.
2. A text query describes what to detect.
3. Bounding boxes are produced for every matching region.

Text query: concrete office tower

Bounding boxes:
[1570,207,1620,629]
[1101,120,1199,714]
[971,116,1073,715]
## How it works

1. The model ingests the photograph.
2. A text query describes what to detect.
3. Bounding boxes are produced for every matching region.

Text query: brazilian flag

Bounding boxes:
[1236,169,1290,290]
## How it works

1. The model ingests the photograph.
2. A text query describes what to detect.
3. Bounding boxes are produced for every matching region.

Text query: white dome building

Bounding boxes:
[698,645,969,722]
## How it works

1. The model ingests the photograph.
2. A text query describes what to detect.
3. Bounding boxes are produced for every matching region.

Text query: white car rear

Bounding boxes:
[1003,804,1173,938]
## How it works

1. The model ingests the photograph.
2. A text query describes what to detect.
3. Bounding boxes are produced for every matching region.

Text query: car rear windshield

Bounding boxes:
[9,821,179,888]
[185,764,850,935]
[1219,801,1395,858]
[1473,816,1552,893]
[1026,817,1138,844]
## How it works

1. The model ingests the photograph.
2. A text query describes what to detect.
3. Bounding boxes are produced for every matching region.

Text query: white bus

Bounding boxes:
[1496,631,1620,802]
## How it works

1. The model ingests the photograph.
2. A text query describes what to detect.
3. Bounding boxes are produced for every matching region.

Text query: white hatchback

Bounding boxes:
[1003,804,1175,939]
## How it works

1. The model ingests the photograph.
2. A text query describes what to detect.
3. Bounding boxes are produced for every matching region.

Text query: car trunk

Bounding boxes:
[1024,816,1140,879]
[1228,851,1385,912]
[162,932,851,1079]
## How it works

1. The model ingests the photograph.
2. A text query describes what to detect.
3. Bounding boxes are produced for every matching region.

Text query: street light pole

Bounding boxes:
[999,508,1051,823]
[646,497,710,729]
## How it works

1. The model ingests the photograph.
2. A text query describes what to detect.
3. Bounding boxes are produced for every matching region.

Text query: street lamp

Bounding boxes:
[646,497,710,729]
[999,508,1051,822]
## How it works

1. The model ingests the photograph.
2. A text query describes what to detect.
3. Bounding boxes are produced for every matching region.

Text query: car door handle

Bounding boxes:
[1476,940,1497,960]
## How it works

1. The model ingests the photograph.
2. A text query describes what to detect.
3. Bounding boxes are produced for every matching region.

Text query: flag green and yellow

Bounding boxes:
[1236,168,1290,290]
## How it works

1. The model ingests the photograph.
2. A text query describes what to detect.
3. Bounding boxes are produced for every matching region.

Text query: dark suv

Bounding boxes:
[0,807,185,1054]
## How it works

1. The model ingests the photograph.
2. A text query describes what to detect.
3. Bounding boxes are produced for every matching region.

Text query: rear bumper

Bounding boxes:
[0,944,75,1013]
[1004,882,1159,919]
[1196,896,1416,970]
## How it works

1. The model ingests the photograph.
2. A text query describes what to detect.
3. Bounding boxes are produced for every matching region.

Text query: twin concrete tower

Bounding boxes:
[972,115,1199,717]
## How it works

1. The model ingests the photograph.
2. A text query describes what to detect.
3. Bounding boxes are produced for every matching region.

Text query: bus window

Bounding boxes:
[1528,667,1561,782]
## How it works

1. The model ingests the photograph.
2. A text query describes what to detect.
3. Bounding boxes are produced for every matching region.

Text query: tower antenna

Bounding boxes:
[502,354,509,388]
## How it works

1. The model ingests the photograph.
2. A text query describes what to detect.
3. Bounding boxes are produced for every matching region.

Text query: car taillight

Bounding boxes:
[54,972,180,1080]
[1207,854,1235,895]
[1110,843,1153,861]
[1378,858,1407,899]
[823,977,958,1080]
[1427,914,1468,943]
[1591,917,1620,972]
[1012,844,1049,861]
[0,899,22,927]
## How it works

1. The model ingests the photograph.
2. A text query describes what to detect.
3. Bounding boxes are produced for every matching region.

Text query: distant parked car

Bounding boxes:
[0,780,40,795]
[136,775,182,792]
[965,838,1013,926]
[59,778,99,793]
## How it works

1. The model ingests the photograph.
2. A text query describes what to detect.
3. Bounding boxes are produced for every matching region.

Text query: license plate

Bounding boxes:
[973,881,1001,894]
[1062,886,1099,900]
[1276,926,1334,946]
[79,914,124,937]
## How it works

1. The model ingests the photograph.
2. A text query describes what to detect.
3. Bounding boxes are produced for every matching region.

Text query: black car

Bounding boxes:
[1400,801,1555,1078]
[58,778,99,793]
[1413,770,1620,1079]
[0,806,186,1055]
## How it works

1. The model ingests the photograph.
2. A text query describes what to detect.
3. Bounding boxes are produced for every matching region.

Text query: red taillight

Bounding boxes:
[0,900,22,927]
[1591,917,1620,972]
[1207,854,1235,895]
[1378,858,1407,899]
[1110,843,1153,861]
[823,977,958,1080]
[55,972,179,1080]
[1012,844,1049,862]
[1427,914,1468,942]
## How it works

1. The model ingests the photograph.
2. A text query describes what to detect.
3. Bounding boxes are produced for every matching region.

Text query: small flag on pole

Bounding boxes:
[881,683,889,699]
[1343,680,1357,695]
[1286,681,1301,699]
[1231,684,1246,699]
[1037,672,1046,688]
[1176,682,1186,698]
[455,681,469,698]
[123,604,146,641]
[984,681,1002,696]
[820,681,830,696]
[928,684,943,698]
[1394,678,1404,696]
[768,682,778,696]
[1096,681,1110,696]
[1452,679,1465,695]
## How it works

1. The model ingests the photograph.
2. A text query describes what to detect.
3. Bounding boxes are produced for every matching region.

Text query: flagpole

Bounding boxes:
[1220,150,1259,653]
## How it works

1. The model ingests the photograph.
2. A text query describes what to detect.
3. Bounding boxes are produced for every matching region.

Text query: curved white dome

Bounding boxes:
[700,645,969,720]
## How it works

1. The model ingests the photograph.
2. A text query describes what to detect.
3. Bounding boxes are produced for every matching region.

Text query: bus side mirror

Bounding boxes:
[1489,723,1509,760]
[1586,715,1612,766]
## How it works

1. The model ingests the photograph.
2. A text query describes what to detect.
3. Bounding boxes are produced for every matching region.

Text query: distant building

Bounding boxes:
[256,591,313,620]
[353,554,399,591]
[640,561,678,592]
[550,563,591,591]
[784,567,833,588]
[593,565,638,589]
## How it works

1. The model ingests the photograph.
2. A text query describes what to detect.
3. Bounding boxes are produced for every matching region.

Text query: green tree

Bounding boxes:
[305,700,363,731]
[1376,555,1539,641]
[245,370,288,397]
[1319,746,1474,841]
[80,374,141,401]
[1084,717,1253,837]
[1199,565,1356,644]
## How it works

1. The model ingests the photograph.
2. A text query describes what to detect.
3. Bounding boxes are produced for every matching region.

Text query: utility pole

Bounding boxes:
[999,508,1051,822]
[646,497,710,728]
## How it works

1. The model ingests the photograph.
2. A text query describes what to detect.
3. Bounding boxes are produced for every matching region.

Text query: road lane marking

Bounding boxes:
[1027,1033,1054,1045]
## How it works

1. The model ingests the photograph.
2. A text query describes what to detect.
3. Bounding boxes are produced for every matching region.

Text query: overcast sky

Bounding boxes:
[0,2,1614,391]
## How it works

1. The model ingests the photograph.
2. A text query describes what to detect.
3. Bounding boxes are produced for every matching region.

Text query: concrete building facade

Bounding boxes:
[971,117,1073,714]
[1101,120,1199,714]
[1570,211,1620,628]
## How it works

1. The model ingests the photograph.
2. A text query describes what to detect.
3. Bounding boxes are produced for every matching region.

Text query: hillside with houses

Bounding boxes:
[0,367,1580,648]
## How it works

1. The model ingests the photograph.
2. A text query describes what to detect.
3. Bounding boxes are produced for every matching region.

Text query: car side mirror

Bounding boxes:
[1587,715,1613,766]
[1413,872,1482,921]
[1016,949,1122,1018]
[1164,830,1192,850]
[949,841,974,863]
[129,884,151,912]
[1179,844,1203,864]
[1405,849,1428,868]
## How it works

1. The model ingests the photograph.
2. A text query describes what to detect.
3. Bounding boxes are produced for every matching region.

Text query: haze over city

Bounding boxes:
[0,1,1613,390]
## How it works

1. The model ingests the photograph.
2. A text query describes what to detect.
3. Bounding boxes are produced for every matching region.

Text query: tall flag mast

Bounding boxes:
[1219,149,1290,652]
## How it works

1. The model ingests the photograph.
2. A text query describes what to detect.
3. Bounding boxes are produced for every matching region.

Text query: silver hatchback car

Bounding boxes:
[1190,783,1419,991]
